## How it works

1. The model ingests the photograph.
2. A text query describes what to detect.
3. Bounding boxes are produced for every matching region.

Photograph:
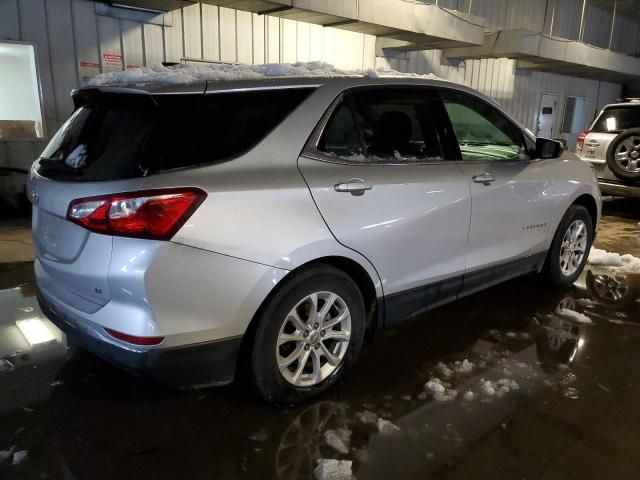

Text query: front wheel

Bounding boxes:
[246,265,366,405]
[542,205,594,287]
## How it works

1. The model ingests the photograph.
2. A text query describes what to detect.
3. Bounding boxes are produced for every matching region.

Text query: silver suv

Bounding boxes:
[577,99,640,198]
[29,75,601,404]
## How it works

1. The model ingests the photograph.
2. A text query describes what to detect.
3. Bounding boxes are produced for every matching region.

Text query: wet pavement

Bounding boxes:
[1,198,640,480]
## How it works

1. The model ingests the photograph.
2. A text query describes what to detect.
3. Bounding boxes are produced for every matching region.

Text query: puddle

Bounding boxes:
[1,262,640,479]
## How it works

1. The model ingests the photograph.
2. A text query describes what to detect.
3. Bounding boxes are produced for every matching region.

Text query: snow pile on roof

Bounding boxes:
[588,248,640,273]
[88,61,444,86]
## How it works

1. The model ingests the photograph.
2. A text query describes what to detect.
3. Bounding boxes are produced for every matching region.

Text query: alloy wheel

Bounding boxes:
[276,291,351,387]
[559,220,588,276]
[614,136,640,173]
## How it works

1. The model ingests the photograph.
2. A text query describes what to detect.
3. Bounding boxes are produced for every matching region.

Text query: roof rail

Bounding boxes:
[616,98,640,103]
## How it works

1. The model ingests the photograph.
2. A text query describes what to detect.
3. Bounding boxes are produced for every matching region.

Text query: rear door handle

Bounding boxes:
[334,179,373,196]
[472,173,495,186]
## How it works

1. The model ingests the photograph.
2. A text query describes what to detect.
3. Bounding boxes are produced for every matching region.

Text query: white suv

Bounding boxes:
[577,99,640,198]
[30,71,601,404]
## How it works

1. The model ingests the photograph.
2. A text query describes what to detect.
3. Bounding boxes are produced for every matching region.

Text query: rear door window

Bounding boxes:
[36,88,313,182]
[318,88,447,163]
[592,107,640,133]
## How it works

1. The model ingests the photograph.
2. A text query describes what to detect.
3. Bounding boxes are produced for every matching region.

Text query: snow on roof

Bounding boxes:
[87,61,444,86]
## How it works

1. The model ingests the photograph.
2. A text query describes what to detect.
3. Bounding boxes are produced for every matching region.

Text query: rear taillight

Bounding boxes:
[104,327,164,346]
[67,187,206,240]
[576,130,590,152]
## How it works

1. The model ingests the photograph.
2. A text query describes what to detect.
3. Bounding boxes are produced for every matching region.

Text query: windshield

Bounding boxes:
[36,88,314,182]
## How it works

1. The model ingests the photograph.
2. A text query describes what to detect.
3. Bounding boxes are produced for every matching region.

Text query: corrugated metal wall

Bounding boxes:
[0,0,377,175]
[378,49,621,149]
[0,0,630,199]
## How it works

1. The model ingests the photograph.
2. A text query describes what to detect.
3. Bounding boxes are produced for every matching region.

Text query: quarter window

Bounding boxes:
[441,91,527,161]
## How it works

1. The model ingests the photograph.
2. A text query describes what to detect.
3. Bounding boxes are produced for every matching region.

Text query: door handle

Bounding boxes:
[334,179,373,196]
[472,172,495,186]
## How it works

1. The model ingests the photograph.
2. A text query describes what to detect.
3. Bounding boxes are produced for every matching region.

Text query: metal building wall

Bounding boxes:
[0,0,630,183]
[0,0,377,176]
[378,49,621,150]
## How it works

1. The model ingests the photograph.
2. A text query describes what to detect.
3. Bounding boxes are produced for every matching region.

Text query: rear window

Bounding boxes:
[36,88,313,182]
[592,106,640,133]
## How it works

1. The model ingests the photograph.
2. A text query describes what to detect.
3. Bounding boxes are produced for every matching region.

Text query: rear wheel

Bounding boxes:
[606,128,640,180]
[247,265,365,405]
[542,205,594,287]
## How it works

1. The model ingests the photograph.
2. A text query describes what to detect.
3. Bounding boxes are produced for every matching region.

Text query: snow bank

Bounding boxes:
[314,459,354,480]
[88,61,444,86]
[556,308,593,324]
[588,248,640,273]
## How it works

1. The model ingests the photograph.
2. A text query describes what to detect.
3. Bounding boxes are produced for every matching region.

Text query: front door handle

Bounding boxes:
[472,172,495,186]
[334,179,373,196]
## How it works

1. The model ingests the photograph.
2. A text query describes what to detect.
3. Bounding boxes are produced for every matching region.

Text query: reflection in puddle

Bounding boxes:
[261,265,640,479]
[0,280,68,415]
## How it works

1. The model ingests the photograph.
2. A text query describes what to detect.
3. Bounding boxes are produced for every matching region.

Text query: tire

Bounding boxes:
[606,128,640,181]
[246,265,366,405]
[542,205,594,287]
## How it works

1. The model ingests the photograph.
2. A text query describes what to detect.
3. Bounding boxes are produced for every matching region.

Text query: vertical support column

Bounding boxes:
[578,0,587,42]
[608,0,617,50]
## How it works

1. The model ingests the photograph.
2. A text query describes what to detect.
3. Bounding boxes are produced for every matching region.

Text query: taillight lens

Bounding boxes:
[104,327,164,346]
[576,130,590,151]
[67,187,206,240]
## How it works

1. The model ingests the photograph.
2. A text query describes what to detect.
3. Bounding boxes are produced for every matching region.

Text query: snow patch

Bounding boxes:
[453,359,475,373]
[12,450,27,465]
[425,377,458,401]
[88,61,446,86]
[0,446,15,463]
[557,308,593,324]
[588,248,640,273]
[425,378,446,394]
[314,459,354,480]
[479,379,495,396]
[436,362,453,378]
[377,418,401,434]
[354,410,378,426]
[324,428,351,454]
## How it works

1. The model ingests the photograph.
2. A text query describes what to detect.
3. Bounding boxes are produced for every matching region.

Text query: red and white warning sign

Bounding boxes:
[102,53,123,72]
[79,60,100,84]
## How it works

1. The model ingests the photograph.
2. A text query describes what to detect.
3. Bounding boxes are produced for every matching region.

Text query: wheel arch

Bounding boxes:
[236,255,383,377]
[572,193,599,230]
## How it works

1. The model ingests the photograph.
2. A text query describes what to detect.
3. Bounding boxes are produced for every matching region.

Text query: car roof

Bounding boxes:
[603,101,640,109]
[75,75,460,95]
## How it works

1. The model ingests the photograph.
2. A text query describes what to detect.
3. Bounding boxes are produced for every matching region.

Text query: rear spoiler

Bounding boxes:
[71,87,158,109]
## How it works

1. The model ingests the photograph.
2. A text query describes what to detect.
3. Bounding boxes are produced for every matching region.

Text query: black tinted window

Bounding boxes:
[37,88,313,181]
[319,89,445,162]
[441,90,527,161]
[592,107,640,133]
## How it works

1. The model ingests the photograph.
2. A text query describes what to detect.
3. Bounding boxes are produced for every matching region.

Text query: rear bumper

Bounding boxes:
[37,291,242,388]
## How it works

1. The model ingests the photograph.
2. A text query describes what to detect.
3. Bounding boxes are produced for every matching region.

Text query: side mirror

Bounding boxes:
[535,137,564,159]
